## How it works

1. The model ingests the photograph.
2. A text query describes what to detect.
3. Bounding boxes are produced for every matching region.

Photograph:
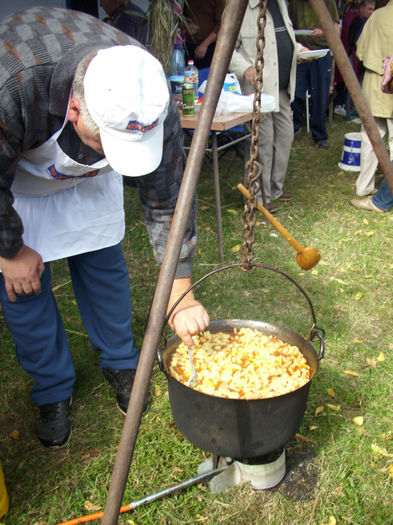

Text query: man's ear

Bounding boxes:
[68,96,81,123]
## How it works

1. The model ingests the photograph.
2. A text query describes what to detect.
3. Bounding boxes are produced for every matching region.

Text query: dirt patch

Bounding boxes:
[273,442,319,500]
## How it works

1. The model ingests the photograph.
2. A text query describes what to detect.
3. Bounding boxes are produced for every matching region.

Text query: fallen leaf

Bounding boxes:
[321,516,337,525]
[389,464,393,479]
[231,244,241,252]
[319,260,329,266]
[154,385,162,396]
[326,388,335,398]
[327,404,341,412]
[353,338,363,343]
[364,274,372,279]
[81,453,91,461]
[89,449,100,456]
[363,218,369,225]
[371,444,393,458]
[309,425,319,430]
[295,433,313,443]
[343,370,359,377]
[365,230,375,237]
[335,486,345,497]
[377,352,385,362]
[352,416,364,426]
[226,209,238,215]
[354,229,362,235]
[8,429,19,439]
[354,291,363,300]
[173,466,184,473]
[200,205,209,211]
[84,501,101,512]
[380,432,392,441]
[311,269,318,275]
[315,406,324,416]
[366,358,377,367]
[126,520,138,525]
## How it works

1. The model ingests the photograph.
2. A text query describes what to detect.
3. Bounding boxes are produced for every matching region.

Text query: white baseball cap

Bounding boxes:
[84,45,169,176]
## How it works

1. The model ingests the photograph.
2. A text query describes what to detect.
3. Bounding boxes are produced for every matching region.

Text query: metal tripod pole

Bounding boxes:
[309,0,393,193]
[101,1,249,523]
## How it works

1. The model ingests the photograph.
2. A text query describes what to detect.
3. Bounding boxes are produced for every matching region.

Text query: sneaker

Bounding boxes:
[315,140,330,150]
[334,105,346,117]
[277,193,292,201]
[102,368,149,415]
[350,196,385,213]
[35,397,72,449]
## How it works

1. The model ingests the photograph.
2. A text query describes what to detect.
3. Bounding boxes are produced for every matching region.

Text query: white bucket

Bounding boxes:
[338,132,361,172]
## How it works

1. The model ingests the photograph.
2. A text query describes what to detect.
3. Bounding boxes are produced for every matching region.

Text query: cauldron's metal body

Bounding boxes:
[161,318,322,459]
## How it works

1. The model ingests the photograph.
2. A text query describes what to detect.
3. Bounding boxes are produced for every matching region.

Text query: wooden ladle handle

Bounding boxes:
[237,184,320,270]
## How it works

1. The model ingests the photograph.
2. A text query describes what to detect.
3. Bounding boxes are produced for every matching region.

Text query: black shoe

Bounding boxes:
[315,140,330,149]
[35,398,72,449]
[102,368,149,415]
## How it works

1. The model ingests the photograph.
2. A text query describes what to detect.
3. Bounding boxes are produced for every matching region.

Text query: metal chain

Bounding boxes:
[241,0,267,270]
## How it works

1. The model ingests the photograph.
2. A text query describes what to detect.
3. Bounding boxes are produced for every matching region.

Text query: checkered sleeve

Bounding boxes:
[135,99,197,278]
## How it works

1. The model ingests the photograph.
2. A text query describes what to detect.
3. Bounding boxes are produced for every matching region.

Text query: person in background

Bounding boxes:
[289,0,340,149]
[183,0,226,70]
[351,176,393,211]
[0,7,209,449]
[353,0,393,196]
[100,0,150,46]
[230,0,307,213]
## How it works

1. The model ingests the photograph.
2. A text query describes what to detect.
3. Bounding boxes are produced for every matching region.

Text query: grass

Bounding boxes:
[1,116,393,524]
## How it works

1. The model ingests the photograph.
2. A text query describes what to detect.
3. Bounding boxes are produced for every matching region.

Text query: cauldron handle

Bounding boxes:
[157,262,325,365]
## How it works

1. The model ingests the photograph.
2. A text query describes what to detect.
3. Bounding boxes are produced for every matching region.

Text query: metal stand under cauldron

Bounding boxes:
[198,449,286,493]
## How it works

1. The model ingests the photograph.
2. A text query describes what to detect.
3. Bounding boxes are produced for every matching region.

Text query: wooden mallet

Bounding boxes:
[237,184,320,270]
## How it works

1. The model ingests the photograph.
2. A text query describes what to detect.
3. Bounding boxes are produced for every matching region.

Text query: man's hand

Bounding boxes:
[167,277,210,348]
[0,245,44,301]
[243,66,257,88]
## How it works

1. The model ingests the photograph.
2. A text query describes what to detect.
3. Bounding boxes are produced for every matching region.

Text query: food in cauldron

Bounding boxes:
[167,328,311,399]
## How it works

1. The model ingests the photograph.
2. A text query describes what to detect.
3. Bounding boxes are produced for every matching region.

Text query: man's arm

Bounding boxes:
[135,98,209,346]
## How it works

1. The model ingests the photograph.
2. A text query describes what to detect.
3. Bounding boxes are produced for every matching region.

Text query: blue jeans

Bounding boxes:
[292,52,332,142]
[372,177,393,211]
[0,243,139,406]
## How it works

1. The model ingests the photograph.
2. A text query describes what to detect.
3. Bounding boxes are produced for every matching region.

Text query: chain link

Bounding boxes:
[241,0,267,270]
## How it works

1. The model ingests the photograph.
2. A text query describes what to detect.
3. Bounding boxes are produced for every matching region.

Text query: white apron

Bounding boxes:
[12,112,124,263]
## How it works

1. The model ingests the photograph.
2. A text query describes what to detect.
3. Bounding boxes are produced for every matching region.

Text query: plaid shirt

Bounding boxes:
[0,7,196,277]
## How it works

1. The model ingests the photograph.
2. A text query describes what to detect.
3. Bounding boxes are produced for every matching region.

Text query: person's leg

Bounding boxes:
[67,243,139,371]
[309,53,332,144]
[372,176,393,211]
[387,118,393,160]
[270,90,294,200]
[0,263,75,406]
[291,62,309,133]
[356,118,387,196]
[258,112,274,203]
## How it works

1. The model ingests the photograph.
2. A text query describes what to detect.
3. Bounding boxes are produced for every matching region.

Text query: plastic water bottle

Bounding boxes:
[170,43,185,77]
[169,44,185,107]
[184,59,199,100]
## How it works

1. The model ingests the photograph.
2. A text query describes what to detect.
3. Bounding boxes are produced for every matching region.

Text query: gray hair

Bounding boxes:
[72,51,100,135]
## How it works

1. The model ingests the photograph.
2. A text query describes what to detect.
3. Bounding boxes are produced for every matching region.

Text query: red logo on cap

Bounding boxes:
[127,119,159,132]
[48,165,99,179]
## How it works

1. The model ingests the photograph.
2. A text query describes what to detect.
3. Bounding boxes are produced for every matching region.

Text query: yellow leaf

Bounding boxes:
[295,433,313,443]
[315,406,324,416]
[309,425,319,430]
[353,338,363,343]
[226,209,238,215]
[389,464,393,479]
[365,230,375,237]
[365,274,372,279]
[319,260,329,266]
[366,357,377,367]
[84,501,101,512]
[8,429,20,439]
[377,352,385,362]
[343,369,359,377]
[354,229,362,235]
[354,291,363,300]
[327,404,341,412]
[127,520,138,525]
[326,388,335,398]
[352,416,364,426]
[363,218,369,225]
[81,453,91,460]
[321,516,337,525]
[154,384,162,396]
[200,205,209,211]
[371,444,393,458]
[231,244,241,253]
[311,269,318,275]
